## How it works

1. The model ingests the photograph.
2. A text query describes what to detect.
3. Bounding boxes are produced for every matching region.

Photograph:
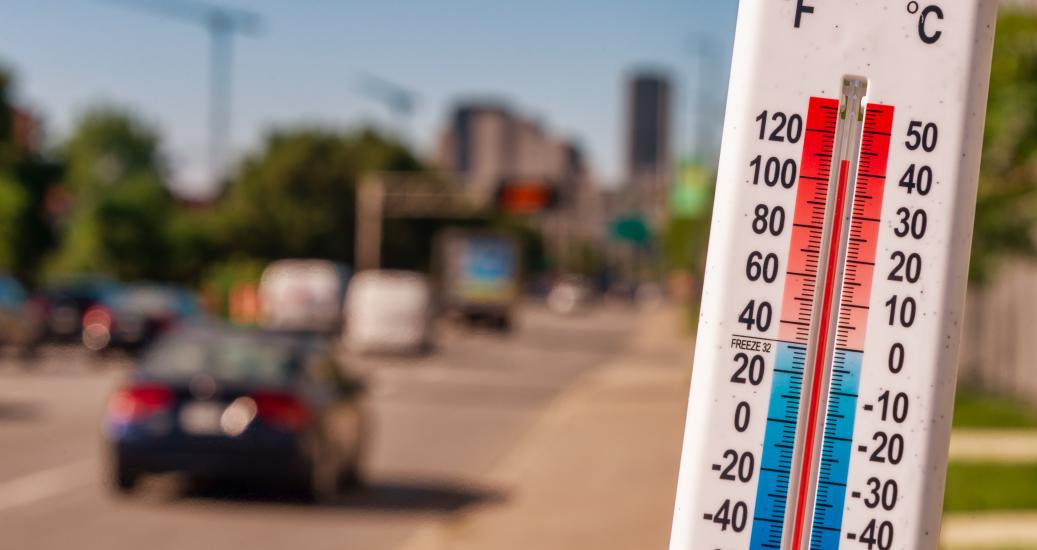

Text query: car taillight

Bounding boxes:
[108,384,173,423]
[252,391,311,432]
[26,296,48,318]
[83,305,112,329]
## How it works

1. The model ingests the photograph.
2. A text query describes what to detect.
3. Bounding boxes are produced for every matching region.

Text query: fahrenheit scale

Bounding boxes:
[670,2,998,550]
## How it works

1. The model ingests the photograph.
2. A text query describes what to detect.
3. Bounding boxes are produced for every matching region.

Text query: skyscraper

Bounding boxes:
[625,71,672,215]
[436,101,584,204]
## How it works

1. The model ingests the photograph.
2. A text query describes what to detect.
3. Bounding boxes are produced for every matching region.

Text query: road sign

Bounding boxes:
[670,160,712,219]
[609,215,652,246]
[669,3,999,550]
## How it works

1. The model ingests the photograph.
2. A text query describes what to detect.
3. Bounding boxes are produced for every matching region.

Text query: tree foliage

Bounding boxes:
[46,106,181,281]
[218,128,421,263]
[972,12,1037,283]
[0,66,60,280]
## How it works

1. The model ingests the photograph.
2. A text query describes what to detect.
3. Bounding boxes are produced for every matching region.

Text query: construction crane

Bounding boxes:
[101,0,263,183]
[355,73,419,143]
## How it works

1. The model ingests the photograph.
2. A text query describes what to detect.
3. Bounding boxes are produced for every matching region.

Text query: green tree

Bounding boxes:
[0,66,61,281]
[971,12,1037,282]
[217,128,421,264]
[0,69,22,270]
[0,173,27,270]
[0,68,14,162]
[46,106,180,280]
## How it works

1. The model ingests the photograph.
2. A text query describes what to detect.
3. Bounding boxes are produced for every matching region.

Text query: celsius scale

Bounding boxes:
[670,1,999,549]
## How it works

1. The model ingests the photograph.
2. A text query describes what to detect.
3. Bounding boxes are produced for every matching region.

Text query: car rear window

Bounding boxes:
[143,332,297,385]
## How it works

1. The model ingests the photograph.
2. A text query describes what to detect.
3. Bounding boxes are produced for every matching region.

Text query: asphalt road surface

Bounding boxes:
[0,305,636,550]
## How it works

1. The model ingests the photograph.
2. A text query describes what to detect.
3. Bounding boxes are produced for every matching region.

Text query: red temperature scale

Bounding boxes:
[670,2,999,550]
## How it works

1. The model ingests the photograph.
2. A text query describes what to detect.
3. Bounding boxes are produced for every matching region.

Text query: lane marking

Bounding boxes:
[0,459,96,513]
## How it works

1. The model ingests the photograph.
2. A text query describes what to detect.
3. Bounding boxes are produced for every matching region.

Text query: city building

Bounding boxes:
[435,101,604,270]
[436,101,584,202]
[624,71,673,218]
[437,102,514,202]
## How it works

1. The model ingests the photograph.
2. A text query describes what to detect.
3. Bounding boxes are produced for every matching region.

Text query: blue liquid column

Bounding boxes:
[809,350,862,549]
[750,342,806,550]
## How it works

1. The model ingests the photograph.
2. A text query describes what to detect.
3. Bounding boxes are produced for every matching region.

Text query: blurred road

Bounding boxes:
[0,305,636,550]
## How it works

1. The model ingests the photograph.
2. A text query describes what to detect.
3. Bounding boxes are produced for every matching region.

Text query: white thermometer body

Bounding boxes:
[669,2,998,549]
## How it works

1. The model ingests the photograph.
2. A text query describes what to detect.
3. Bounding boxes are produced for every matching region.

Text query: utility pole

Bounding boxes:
[688,32,717,166]
[101,0,262,184]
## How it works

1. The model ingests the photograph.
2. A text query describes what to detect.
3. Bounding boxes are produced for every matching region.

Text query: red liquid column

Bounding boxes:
[778,97,840,345]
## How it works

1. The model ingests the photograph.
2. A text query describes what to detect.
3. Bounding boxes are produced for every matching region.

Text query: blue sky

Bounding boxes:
[0,0,737,194]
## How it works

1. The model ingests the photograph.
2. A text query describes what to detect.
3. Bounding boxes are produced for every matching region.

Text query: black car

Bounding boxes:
[103,325,367,501]
[39,277,122,343]
[82,284,202,354]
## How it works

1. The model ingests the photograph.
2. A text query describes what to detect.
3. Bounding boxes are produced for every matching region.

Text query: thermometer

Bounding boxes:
[669,2,998,549]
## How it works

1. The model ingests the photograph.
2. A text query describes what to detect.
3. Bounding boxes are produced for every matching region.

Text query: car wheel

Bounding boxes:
[338,460,363,491]
[109,463,138,495]
[305,455,341,504]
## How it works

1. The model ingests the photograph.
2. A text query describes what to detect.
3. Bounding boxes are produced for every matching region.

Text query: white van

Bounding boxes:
[344,270,433,355]
[259,260,350,334]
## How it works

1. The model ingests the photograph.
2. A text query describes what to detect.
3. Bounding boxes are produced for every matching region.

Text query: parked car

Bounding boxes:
[259,260,350,335]
[103,325,367,501]
[0,275,44,354]
[82,285,202,354]
[344,270,433,355]
[39,277,122,343]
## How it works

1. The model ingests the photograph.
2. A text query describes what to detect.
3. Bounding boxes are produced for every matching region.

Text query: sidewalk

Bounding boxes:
[396,305,1037,550]
[398,305,694,550]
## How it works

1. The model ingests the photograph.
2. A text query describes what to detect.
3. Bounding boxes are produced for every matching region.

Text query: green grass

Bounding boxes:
[944,462,1037,512]
[953,387,1037,429]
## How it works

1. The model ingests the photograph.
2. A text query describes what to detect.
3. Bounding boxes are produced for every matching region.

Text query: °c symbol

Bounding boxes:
[917,4,944,44]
